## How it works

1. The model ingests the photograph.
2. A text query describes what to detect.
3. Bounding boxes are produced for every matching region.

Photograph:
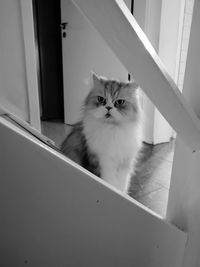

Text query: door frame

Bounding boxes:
[20,0,41,132]
[134,0,185,144]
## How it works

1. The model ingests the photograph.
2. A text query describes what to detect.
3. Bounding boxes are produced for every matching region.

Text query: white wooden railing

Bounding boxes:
[73,0,200,153]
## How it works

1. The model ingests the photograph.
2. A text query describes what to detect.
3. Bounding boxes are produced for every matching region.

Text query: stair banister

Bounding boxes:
[73,0,200,152]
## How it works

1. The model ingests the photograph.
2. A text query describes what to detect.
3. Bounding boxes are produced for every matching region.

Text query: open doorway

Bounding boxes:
[32,0,64,121]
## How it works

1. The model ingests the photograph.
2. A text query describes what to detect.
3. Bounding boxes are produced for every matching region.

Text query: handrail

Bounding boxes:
[0,105,56,148]
[73,0,200,152]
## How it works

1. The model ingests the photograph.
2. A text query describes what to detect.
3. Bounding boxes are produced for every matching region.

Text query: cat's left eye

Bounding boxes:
[97,96,106,105]
[114,99,125,106]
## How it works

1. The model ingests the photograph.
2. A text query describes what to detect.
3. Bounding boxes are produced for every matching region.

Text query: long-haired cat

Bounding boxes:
[61,72,143,193]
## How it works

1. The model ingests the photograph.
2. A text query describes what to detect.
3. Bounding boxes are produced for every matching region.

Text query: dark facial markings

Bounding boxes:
[103,81,121,98]
[92,80,138,115]
[114,99,125,107]
[97,96,106,105]
[106,106,113,111]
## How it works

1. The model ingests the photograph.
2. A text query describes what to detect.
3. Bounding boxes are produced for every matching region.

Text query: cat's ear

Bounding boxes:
[127,81,139,91]
[127,81,142,99]
[91,71,101,88]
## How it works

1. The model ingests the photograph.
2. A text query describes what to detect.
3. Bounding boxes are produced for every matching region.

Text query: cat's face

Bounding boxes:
[84,73,141,125]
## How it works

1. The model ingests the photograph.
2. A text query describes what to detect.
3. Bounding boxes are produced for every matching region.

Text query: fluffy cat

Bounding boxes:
[61,72,143,193]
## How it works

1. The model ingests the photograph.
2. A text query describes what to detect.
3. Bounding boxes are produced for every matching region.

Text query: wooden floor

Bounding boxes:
[41,120,174,218]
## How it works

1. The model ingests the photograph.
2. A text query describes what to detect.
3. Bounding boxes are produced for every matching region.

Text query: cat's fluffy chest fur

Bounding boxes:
[83,116,142,192]
[61,72,143,193]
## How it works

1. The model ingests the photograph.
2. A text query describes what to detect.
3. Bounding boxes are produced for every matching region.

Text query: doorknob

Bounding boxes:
[60,22,68,30]
[60,22,68,38]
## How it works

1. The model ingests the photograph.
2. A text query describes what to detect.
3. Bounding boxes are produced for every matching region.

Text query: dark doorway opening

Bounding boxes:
[33,0,64,121]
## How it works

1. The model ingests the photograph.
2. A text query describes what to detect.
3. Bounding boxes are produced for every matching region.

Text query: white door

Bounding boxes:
[60,0,128,124]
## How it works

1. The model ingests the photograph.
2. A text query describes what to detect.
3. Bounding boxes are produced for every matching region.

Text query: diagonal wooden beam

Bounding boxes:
[72,0,200,152]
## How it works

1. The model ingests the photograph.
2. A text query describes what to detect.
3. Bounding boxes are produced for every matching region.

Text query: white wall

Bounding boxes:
[154,0,185,143]
[134,0,185,144]
[159,0,184,80]
[181,1,200,116]
[0,0,29,121]
[167,1,200,265]
[134,0,162,144]
[176,0,194,91]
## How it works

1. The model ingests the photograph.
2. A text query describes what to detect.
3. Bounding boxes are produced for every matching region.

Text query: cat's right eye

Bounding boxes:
[97,96,106,105]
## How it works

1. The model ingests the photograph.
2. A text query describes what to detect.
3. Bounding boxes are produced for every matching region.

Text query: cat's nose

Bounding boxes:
[106,106,113,111]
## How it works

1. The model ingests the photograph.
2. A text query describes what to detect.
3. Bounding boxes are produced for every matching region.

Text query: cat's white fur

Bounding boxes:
[82,74,143,193]
[83,116,142,192]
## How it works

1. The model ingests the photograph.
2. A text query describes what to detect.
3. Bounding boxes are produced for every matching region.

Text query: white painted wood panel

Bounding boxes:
[167,1,200,265]
[0,0,29,123]
[20,0,41,131]
[72,0,200,152]
[134,0,159,144]
[0,117,186,266]
[153,0,185,144]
